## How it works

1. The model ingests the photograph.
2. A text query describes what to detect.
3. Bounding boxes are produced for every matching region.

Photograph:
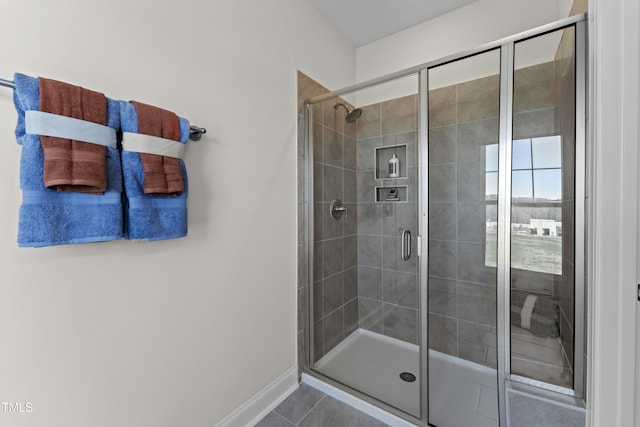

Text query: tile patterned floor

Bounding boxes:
[254,383,390,427]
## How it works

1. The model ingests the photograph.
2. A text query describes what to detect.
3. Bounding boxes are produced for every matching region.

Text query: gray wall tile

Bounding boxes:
[381,94,417,135]
[383,270,418,309]
[358,235,382,268]
[324,308,344,353]
[344,299,359,337]
[357,203,382,235]
[429,125,457,165]
[429,163,456,202]
[383,303,418,344]
[323,238,344,277]
[456,161,485,202]
[428,313,457,355]
[457,202,486,243]
[312,121,324,163]
[359,297,383,333]
[356,170,375,202]
[456,118,499,164]
[313,162,322,202]
[428,277,457,318]
[313,241,323,280]
[323,127,343,168]
[323,164,343,203]
[358,267,382,300]
[298,71,328,113]
[457,241,496,285]
[428,86,456,127]
[343,170,357,203]
[344,136,357,171]
[397,131,418,167]
[343,267,358,303]
[356,137,380,171]
[323,273,344,315]
[456,74,500,122]
[513,108,556,139]
[513,62,555,113]
[459,320,497,367]
[343,203,357,236]
[323,99,345,135]
[429,239,457,279]
[313,320,324,361]
[313,281,323,321]
[429,203,456,241]
[322,203,343,240]
[356,104,381,139]
[458,281,497,326]
[343,236,358,270]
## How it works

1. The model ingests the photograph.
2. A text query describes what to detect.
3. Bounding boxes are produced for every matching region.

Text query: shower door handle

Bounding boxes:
[401,229,411,261]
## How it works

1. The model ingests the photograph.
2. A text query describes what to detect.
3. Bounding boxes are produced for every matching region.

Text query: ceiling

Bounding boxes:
[310,0,480,47]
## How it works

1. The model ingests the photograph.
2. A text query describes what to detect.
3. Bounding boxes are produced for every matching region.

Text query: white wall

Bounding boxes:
[589,0,640,425]
[352,0,571,107]
[356,0,570,84]
[0,1,354,426]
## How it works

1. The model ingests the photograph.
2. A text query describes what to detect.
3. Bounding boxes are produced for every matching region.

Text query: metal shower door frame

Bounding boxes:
[302,13,587,427]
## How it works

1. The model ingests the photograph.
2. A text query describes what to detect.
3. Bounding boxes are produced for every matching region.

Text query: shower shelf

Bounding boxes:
[375,144,407,180]
[375,186,407,203]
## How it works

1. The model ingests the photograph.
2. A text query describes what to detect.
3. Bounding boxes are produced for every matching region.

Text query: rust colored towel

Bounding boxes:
[131,101,184,196]
[39,78,108,194]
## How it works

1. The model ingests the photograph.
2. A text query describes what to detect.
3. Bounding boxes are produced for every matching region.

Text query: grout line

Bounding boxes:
[295,394,327,426]
[269,410,295,426]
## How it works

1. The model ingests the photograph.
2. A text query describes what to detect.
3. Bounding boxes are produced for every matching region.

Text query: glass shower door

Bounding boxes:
[426,48,501,427]
[309,74,422,418]
[509,24,581,395]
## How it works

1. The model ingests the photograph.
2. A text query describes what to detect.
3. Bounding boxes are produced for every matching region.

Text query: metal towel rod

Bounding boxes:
[0,77,206,141]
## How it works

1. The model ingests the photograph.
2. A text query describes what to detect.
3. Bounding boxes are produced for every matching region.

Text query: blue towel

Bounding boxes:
[118,101,190,241]
[13,73,123,247]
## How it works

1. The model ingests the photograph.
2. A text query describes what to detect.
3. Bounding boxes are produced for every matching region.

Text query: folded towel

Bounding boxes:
[39,77,108,194]
[131,101,184,196]
[13,73,123,247]
[119,100,190,241]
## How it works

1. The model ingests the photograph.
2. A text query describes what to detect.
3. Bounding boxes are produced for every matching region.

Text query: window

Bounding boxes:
[484,136,563,275]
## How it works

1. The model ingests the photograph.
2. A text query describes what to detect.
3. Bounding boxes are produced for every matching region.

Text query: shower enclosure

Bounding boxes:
[299,15,586,427]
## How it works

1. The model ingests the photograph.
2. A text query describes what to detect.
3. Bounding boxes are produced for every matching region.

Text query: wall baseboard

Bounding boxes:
[214,366,298,427]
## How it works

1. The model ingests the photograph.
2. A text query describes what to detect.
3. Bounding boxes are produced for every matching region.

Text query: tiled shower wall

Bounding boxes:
[355,95,420,345]
[297,72,359,364]
[554,27,577,375]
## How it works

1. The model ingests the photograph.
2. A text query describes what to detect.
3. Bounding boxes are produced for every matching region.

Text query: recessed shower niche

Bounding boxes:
[375,144,407,180]
[375,185,407,202]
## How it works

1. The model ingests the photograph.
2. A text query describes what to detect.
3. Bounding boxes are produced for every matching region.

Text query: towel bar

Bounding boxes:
[0,77,206,142]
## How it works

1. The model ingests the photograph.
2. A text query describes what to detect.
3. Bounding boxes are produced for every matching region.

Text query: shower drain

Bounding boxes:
[399,372,416,382]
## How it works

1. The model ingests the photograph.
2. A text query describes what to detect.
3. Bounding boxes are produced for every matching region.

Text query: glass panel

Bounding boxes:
[532,136,562,169]
[510,26,576,390]
[534,169,562,201]
[512,139,532,170]
[486,143,499,172]
[427,49,500,427]
[512,170,533,200]
[486,171,498,201]
[310,74,421,417]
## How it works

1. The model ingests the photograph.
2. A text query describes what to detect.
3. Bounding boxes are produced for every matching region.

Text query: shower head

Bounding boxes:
[333,102,362,123]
